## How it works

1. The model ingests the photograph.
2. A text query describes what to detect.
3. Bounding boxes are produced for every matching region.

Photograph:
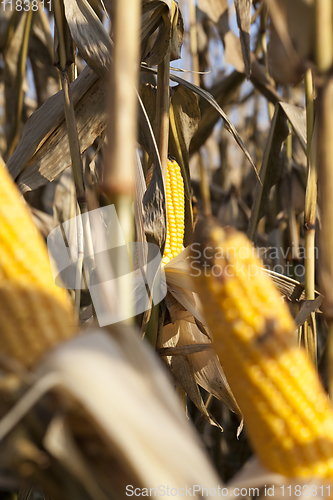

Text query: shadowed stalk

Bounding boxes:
[7,8,33,158]
[188,0,200,87]
[148,8,173,345]
[53,0,67,71]
[54,0,94,313]
[303,68,317,366]
[102,0,141,324]
[285,124,300,262]
[198,152,212,217]
[259,5,274,119]
[315,0,333,397]
[148,50,170,341]
[155,51,171,181]
[247,106,279,241]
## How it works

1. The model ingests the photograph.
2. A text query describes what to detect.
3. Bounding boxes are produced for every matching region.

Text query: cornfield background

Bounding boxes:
[1,0,333,498]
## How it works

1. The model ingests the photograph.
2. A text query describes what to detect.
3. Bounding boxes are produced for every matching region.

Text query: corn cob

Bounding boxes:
[0,157,77,368]
[146,158,184,265]
[191,216,333,478]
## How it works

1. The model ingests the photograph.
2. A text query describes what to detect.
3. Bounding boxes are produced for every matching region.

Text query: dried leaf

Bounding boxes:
[63,0,112,79]
[190,70,245,154]
[169,351,224,430]
[279,102,307,154]
[141,0,171,66]
[234,0,251,78]
[266,0,314,84]
[166,69,258,176]
[198,0,228,24]
[7,66,98,181]
[17,77,107,193]
[170,2,184,61]
[294,296,323,329]
[263,268,321,302]
[3,12,29,155]
[162,320,241,416]
[0,8,11,50]
[29,12,59,106]
[247,104,289,233]
[217,14,283,103]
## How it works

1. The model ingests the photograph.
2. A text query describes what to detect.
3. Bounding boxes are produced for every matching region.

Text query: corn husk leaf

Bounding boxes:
[161,250,242,416]
[162,320,241,416]
[163,338,224,430]
[164,247,198,293]
[33,329,222,496]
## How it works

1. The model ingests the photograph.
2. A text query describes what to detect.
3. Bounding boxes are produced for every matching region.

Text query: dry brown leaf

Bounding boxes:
[267,0,315,84]
[248,104,289,230]
[234,0,252,78]
[3,12,29,154]
[7,67,98,181]
[198,0,228,24]
[63,0,112,80]
[17,78,107,193]
[170,1,184,61]
[29,13,59,106]
[162,320,240,419]
[141,0,172,66]
[190,70,245,154]
[279,102,306,153]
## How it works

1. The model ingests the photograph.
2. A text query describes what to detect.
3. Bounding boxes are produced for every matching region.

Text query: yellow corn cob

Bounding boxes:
[191,217,333,478]
[0,156,77,368]
[146,158,184,266]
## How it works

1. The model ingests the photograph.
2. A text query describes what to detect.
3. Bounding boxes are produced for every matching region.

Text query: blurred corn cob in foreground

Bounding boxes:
[0,156,77,368]
[191,216,333,478]
[146,158,184,265]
